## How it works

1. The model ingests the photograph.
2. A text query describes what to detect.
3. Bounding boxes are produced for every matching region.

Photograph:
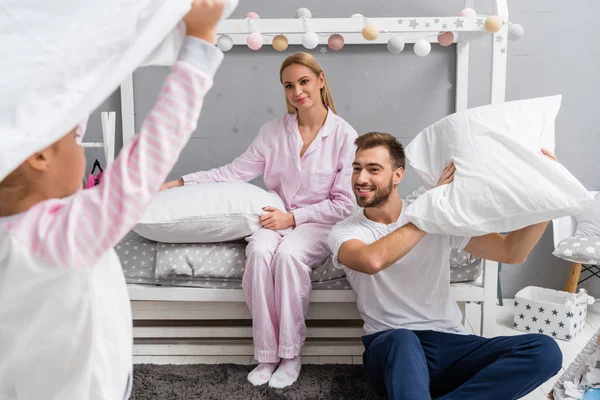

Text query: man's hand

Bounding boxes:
[184,0,226,44]
[436,162,455,188]
[541,148,558,162]
[260,206,295,230]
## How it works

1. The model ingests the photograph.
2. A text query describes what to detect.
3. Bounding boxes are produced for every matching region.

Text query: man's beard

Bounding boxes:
[356,179,393,208]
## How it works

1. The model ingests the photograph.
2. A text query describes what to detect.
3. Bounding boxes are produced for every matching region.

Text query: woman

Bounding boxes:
[161,52,357,388]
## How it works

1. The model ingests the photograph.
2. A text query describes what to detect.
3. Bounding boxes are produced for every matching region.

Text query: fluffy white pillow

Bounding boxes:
[404,95,594,236]
[134,182,292,243]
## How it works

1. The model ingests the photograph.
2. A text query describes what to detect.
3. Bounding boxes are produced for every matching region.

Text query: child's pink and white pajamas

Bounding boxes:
[0,37,223,399]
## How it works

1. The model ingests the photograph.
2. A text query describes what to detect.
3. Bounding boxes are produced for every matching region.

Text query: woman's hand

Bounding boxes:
[159,178,184,191]
[260,206,295,230]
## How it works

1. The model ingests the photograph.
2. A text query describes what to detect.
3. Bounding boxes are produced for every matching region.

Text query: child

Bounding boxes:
[0,1,225,399]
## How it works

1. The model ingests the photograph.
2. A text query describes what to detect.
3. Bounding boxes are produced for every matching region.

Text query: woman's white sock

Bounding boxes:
[268,356,302,389]
[247,362,278,386]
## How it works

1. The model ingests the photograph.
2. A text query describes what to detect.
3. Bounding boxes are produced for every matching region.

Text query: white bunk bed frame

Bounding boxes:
[119,0,508,358]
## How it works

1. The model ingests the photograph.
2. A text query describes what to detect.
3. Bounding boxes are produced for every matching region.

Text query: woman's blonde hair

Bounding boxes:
[279,52,337,114]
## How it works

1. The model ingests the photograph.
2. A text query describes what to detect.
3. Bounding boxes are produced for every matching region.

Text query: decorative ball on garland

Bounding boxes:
[485,16,503,33]
[414,39,431,57]
[302,31,319,49]
[247,32,263,50]
[328,34,345,51]
[217,35,234,52]
[387,37,405,54]
[508,23,524,41]
[245,12,260,19]
[272,35,289,51]
[351,13,363,18]
[362,24,379,41]
[460,8,477,17]
[437,31,455,47]
[294,7,312,19]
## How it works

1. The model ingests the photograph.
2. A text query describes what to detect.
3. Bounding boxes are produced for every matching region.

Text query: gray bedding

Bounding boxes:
[115,231,482,289]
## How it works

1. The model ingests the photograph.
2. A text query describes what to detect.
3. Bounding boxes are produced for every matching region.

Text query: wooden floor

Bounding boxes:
[134,299,600,399]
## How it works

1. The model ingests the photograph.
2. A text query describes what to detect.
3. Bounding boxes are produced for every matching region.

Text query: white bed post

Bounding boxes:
[455,0,474,113]
[491,0,509,104]
[120,74,136,146]
[100,111,116,165]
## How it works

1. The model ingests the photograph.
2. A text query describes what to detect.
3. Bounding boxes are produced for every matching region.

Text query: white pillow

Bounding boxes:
[404,95,594,236]
[574,193,600,238]
[0,0,238,182]
[134,182,292,243]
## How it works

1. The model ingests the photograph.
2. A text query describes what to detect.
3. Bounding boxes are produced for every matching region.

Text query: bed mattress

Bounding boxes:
[115,232,482,289]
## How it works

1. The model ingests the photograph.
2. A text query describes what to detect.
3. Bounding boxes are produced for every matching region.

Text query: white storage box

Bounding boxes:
[513,286,594,341]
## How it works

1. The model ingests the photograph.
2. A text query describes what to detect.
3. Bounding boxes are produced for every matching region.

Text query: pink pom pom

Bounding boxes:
[437,31,455,47]
[328,34,345,51]
[460,8,477,17]
[246,12,260,19]
[247,32,263,50]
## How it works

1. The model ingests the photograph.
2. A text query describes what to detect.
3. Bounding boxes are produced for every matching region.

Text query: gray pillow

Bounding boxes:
[553,236,600,265]
[574,193,600,238]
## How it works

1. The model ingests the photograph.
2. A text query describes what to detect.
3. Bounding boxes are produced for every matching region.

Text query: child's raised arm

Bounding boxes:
[5,3,225,269]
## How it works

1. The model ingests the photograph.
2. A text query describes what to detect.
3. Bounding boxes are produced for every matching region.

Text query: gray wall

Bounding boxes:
[84,0,600,298]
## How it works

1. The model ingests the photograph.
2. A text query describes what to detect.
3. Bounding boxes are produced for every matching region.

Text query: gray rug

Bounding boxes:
[132,363,384,400]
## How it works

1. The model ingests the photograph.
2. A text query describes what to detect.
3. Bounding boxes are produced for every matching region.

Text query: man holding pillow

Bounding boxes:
[328,132,562,400]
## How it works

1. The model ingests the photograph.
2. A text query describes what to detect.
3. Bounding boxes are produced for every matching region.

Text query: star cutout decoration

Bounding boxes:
[545,319,551,325]
[514,301,519,307]
[574,323,578,328]
[454,18,464,28]
[232,127,239,134]
[425,22,431,28]
[596,361,600,369]
[513,322,519,328]
[551,331,558,337]
[320,46,328,55]
[538,307,545,313]
[476,18,485,27]
[266,107,274,115]
[552,310,558,316]
[567,312,574,318]
[566,334,572,340]
[525,304,532,310]
[519,313,525,320]
[442,23,448,29]
[538,329,544,334]
[434,18,440,24]
[532,316,538,322]
[496,35,504,43]
[500,48,506,54]
[409,19,419,29]
[580,311,583,316]
[525,325,531,332]
[559,322,565,328]
[445,82,453,90]
[397,18,403,24]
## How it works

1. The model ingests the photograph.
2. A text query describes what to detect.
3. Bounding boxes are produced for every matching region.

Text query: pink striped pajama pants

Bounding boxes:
[242,223,332,363]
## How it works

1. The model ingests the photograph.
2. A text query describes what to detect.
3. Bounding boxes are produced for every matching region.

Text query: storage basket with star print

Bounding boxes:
[513,286,595,341]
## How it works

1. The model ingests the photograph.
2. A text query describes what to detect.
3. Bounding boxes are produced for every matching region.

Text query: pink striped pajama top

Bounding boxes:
[182,109,358,226]
[0,37,223,400]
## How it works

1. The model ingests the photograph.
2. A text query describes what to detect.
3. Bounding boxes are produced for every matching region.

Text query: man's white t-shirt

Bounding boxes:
[328,200,470,335]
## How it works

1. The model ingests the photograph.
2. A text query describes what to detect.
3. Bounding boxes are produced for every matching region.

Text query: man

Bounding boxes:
[328,132,562,400]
